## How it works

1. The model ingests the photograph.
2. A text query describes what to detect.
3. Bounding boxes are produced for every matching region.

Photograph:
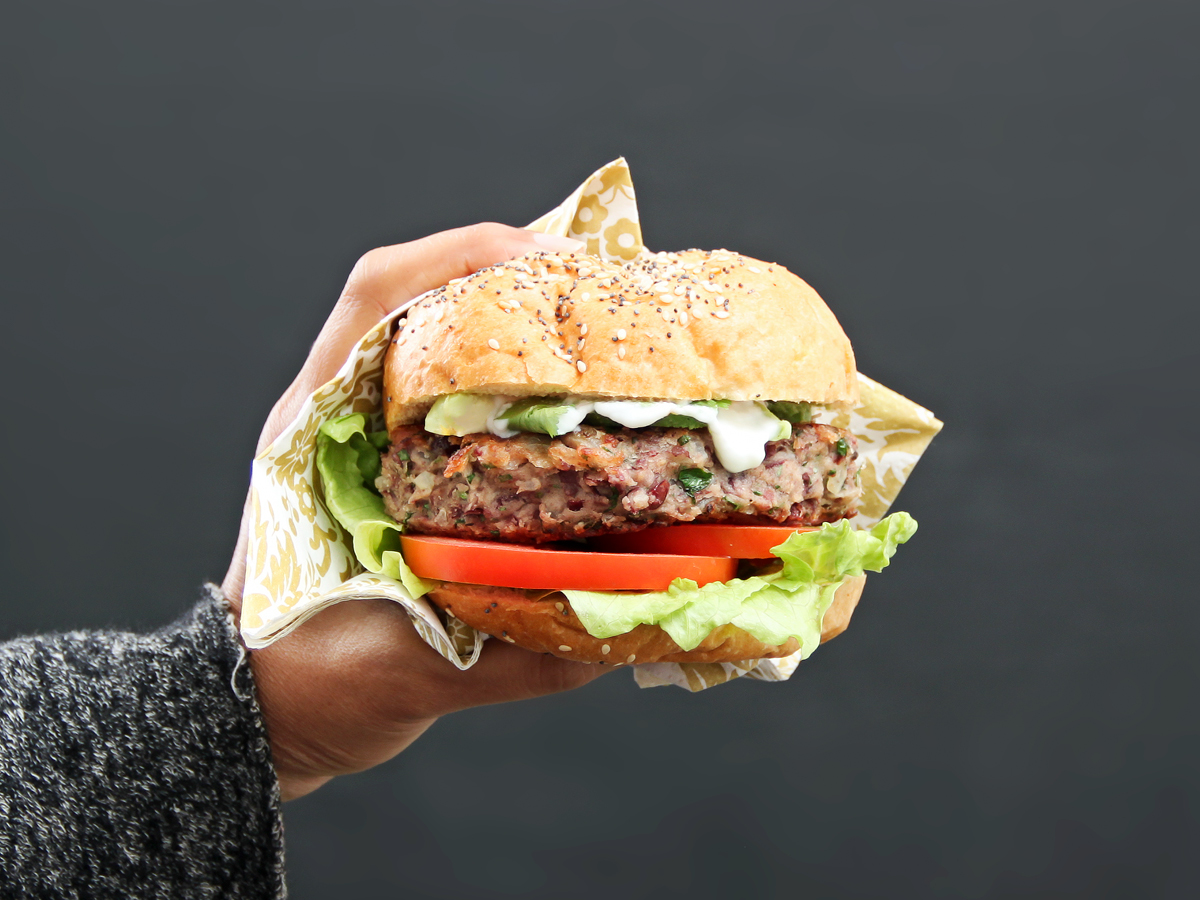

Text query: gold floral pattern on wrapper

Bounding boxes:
[239,157,943,691]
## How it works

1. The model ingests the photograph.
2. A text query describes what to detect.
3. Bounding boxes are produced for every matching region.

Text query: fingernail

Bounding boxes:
[528,232,587,253]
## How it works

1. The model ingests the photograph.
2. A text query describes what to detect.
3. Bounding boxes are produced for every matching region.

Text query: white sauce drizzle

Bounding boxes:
[427,395,788,473]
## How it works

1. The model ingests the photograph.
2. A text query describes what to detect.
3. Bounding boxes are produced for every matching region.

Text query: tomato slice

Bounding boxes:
[587,524,820,559]
[399,535,736,591]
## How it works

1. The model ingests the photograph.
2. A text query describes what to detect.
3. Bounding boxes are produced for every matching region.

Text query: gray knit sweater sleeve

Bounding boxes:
[0,586,286,898]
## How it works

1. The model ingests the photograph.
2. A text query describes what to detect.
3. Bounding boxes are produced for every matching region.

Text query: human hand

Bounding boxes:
[221,224,605,801]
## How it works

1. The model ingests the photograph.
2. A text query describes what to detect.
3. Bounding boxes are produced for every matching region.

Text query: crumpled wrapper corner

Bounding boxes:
[240,158,943,691]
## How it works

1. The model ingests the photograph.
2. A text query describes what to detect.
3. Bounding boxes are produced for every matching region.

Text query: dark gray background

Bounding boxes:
[2,1,1197,897]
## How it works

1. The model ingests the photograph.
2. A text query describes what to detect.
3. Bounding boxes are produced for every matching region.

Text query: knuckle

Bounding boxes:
[349,247,385,286]
[341,247,392,309]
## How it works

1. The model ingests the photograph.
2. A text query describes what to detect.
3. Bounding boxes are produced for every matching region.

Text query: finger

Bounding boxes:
[436,638,612,712]
[259,225,583,452]
[305,224,584,390]
[350,223,584,320]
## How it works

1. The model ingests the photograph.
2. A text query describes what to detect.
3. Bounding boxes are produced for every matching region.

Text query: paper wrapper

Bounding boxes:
[240,158,943,691]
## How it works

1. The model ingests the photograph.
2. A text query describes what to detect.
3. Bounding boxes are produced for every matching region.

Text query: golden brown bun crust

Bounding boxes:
[426,575,866,665]
[384,249,857,431]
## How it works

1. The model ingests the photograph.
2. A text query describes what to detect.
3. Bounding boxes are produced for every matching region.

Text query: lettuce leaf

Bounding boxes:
[564,514,916,655]
[315,413,434,598]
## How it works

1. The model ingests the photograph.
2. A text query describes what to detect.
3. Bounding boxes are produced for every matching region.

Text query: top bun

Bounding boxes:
[383,249,857,431]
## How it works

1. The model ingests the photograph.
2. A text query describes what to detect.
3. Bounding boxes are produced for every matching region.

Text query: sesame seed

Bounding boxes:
[601,644,611,654]
[626,653,636,663]
[487,338,500,350]
[616,328,627,340]
[555,601,565,612]
[748,266,762,273]
[618,345,626,359]
[580,323,588,335]
[559,645,572,652]
[577,360,587,373]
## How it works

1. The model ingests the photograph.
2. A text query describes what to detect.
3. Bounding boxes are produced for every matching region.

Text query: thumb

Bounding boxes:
[438,639,612,712]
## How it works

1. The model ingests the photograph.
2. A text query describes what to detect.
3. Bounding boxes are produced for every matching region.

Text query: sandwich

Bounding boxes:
[316,248,915,666]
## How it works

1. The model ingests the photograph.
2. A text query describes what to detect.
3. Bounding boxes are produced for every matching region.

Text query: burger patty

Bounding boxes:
[376,422,862,543]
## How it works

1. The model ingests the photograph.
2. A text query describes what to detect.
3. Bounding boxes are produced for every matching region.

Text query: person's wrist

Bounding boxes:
[242,600,447,800]
[247,645,352,802]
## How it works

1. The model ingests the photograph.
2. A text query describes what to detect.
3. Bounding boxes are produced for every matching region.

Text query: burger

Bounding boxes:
[316,248,915,666]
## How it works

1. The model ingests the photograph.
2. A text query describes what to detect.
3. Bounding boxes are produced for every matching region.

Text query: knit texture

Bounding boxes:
[0,586,286,898]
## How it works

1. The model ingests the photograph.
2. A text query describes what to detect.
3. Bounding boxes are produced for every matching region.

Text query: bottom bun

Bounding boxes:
[426,575,866,665]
